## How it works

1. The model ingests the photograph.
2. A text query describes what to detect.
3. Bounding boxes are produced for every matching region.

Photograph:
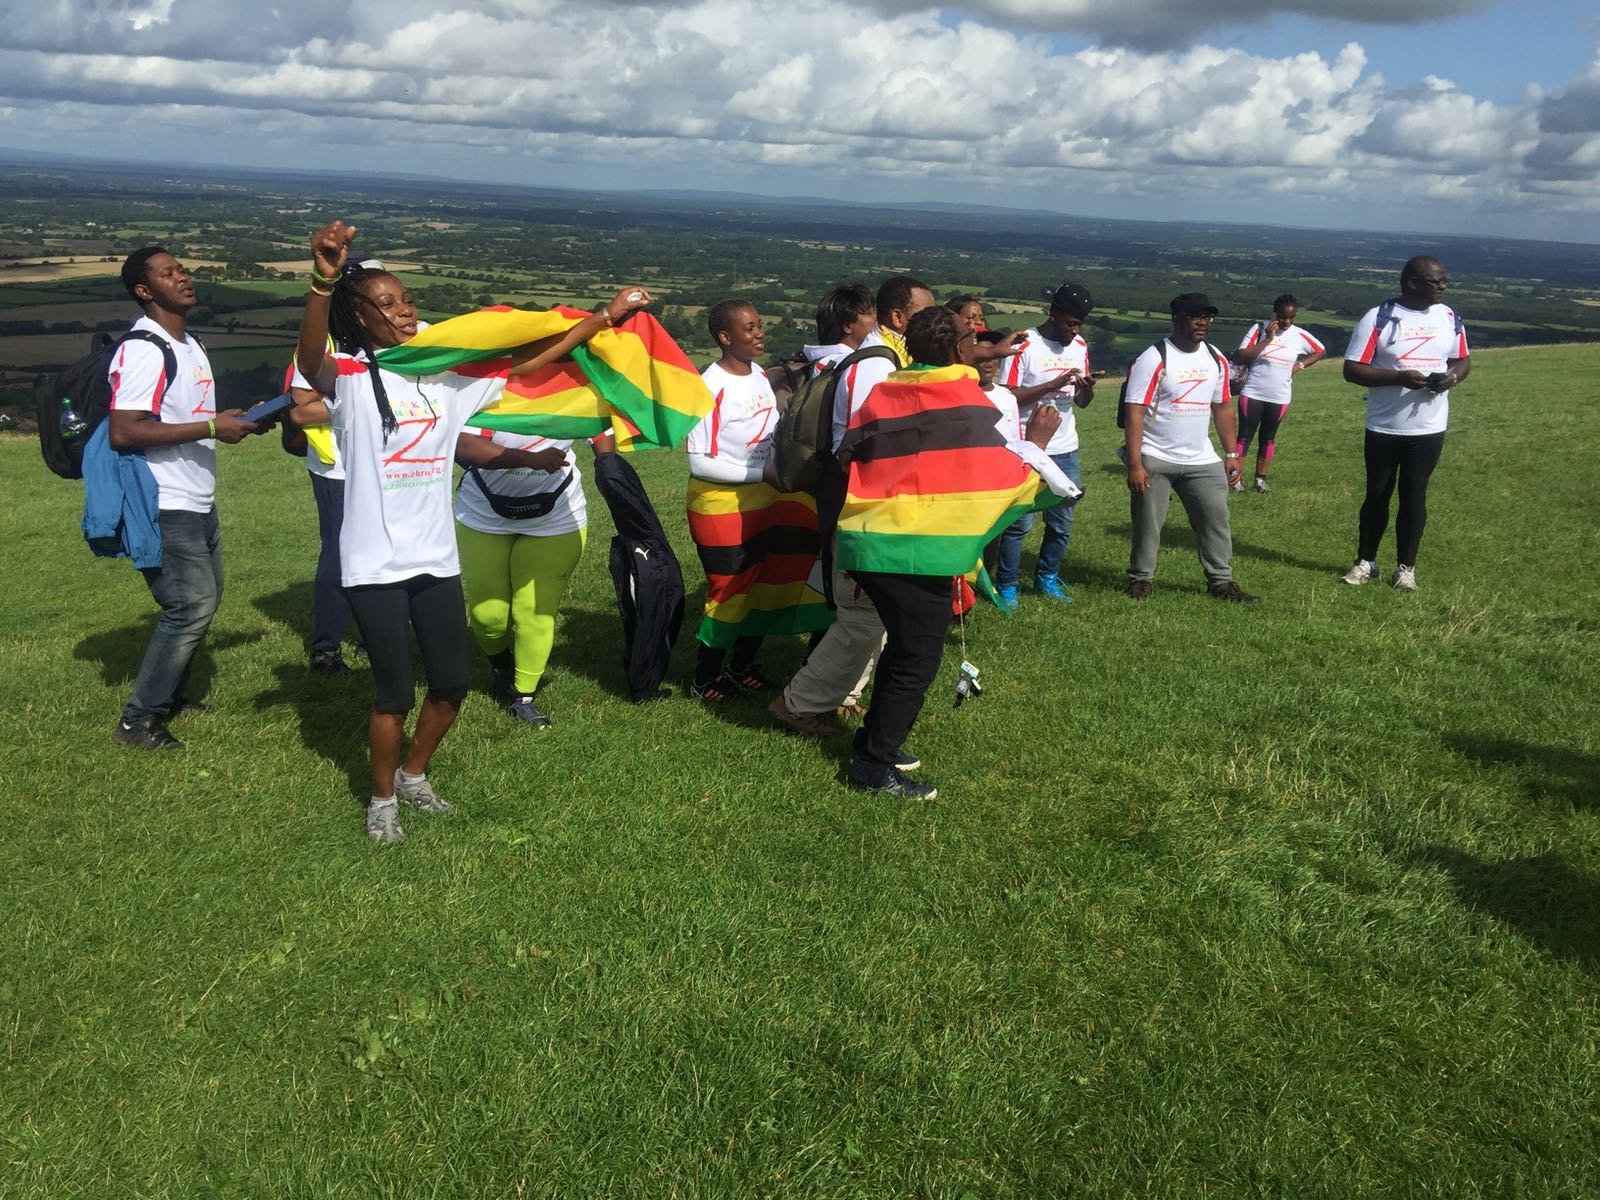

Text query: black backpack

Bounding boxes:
[37,329,178,479]
[1114,339,1228,430]
[770,345,899,494]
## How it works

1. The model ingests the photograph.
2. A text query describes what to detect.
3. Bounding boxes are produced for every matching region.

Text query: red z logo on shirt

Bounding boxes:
[383,417,446,465]
[745,405,775,445]
[1170,377,1211,405]
[1395,336,1435,363]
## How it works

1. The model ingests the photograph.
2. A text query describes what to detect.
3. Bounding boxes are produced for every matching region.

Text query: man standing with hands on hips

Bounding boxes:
[1123,293,1258,603]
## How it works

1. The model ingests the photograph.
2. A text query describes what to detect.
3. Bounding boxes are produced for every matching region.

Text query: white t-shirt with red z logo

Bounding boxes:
[1237,323,1325,407]
[1345,302,1469,436]
[107,316,217,513]
[1004,329,1090,455]
[1124,340,1230,466]
[686,361,779,482]
[325,351,511,587]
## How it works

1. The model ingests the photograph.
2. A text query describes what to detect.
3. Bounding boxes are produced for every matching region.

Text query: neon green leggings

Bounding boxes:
[456,523,587,694]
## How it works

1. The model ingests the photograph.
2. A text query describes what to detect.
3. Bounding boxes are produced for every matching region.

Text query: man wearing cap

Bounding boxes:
[1123,294,1258,603]
[993,283,1096,607]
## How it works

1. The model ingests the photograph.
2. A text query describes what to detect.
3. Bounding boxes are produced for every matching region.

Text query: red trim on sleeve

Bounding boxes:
[1140,364,1164,408]
[1304,332,1325,354]
[150,366,169,413]
[708,389,724,457]
[1244,325,1261,349]
[1005,353,1022,389]
[1358,327,1379,364]
[334,357,370,377]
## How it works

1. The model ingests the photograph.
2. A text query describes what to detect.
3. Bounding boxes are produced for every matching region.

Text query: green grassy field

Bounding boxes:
[2,346,1598,1197]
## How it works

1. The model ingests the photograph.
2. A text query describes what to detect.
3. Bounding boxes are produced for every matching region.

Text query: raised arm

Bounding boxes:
[295,220,356,394]
[505,286,653,377]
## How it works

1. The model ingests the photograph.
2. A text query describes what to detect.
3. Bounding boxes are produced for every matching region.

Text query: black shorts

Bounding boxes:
[345,573,470,713]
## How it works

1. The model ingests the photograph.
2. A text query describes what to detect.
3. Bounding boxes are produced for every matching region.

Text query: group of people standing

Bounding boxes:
[98,227,1469,839]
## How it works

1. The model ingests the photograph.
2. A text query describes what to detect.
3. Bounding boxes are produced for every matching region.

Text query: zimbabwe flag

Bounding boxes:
[687,480,834,648]
[374,305,712,450]
[835,363,1062,576]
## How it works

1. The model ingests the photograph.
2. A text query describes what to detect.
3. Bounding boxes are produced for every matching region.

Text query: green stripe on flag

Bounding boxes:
[464,412,611,440]
[571,345,703,451]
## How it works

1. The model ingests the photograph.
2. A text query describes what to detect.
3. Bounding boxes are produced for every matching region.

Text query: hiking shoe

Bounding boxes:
[836,701,869,719]
[848,763,938,801]
[994,584,1019,613]
[769,694,838,738]
[113,717,183,750]
[1033,574,1072,603]
[507,695,553,729]
[893,749,922,772]
[1229,479,1245,493]
[1127,579,1154,600]
[691,673,738,702]
[1391,564,1418,592]
[1254,476,1270,494]
[310,651,352,677]
[1340,558,1379,586]
[1209,581,1261,604]
[365,800,406,845]
[393,769,452,814]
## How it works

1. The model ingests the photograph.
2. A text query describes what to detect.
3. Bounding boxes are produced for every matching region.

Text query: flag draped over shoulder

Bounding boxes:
[687,480,833,648]
[835,363,1062,576]
[374,305,712,450]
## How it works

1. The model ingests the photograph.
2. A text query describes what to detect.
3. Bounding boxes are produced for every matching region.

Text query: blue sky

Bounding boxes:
[0,0,1596,243]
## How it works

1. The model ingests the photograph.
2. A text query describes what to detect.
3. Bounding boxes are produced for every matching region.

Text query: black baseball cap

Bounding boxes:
[1042,283,1093,318]
[1170,292,1219,317]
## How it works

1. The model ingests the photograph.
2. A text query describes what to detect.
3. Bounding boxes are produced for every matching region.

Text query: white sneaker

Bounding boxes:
[1229,480,1245,493]
[394,768,452,813]
[1390,564,1418,591]
[365,800,406,845]
[1340,559,1379,586]
[1254,476,1270,493]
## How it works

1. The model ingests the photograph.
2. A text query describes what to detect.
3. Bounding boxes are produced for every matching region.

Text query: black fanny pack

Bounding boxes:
[467,467,574,521]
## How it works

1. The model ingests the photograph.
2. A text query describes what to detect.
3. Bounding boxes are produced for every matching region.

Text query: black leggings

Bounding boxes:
[695,636,763,686]
[1358,431,1446,567]
[345,574,471,714]
[1236,394,1286,463]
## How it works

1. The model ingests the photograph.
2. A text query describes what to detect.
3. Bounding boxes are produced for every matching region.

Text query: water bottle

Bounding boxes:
[59,398,88,444]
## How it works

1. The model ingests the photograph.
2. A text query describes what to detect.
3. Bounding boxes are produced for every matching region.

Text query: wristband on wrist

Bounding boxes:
[308,282,333,298]
[207,418,217,440]
[595,307,615,327]
[310,264,343,287]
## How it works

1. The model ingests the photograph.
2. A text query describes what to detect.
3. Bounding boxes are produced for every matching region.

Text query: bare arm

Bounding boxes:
[294,220,355,394]
[288,385,330,428]
[505,286,652,377]
[1124,402,1149,494]
[109,408,258,449]
[454,434,567,472]
[1213,400,1241,486]
[1345,359,1430,390]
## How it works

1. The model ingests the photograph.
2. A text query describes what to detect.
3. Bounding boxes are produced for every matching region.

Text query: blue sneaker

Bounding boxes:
[994,584,1019,612]
[1033,573,1072,603]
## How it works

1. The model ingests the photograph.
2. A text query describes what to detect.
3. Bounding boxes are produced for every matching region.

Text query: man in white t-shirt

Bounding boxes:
[1123,293,1258,603]
[995,282,1097,606]
[1231,293,1325,493]
[1338,256,1471,591]
[106,247,261,750]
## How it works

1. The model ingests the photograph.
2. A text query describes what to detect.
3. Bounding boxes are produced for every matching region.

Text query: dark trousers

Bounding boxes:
[850,572,955,778]
[1358,430,1446,567]
[123,508,223,724]
[345,574,470,714]
[695,636,763,686]
[309,472,354,657]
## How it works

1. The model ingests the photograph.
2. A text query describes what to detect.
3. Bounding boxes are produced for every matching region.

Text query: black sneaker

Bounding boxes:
[309,651,351,677]
[893,750,922,772]
[1209,581,1261,604]
[848,762,937,800]
[507,695,552,729]
[1127,578,1154,600]
[113,717,184,751]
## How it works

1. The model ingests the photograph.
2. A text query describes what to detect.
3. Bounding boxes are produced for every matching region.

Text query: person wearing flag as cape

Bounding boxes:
[290,218,652,844]
[832,306,1078,799]
[685,299,833,700]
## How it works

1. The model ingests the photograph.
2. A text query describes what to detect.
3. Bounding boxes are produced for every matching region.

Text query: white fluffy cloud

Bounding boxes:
[0,0,1594,240]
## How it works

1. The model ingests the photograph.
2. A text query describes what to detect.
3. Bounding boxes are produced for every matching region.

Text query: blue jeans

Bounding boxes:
[309,472,354,657]
[123,508,222,724]
[996,450,1081,588]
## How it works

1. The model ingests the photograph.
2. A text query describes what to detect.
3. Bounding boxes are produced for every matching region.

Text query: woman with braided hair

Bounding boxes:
[290,219,651,843]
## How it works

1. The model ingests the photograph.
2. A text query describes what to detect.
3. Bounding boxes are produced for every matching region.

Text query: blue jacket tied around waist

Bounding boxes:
[81,421,162,569]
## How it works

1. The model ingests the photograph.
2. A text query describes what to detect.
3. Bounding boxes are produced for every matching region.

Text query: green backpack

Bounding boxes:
[770,345,898,493]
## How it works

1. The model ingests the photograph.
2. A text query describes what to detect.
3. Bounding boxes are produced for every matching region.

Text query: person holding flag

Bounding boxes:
[289,218,652,843]
[832,306,1076,799]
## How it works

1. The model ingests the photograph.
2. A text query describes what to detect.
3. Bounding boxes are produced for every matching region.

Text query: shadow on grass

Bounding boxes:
[74,620,263,697]
[1443,734,1600,810]
[1101,521,1329,577]
[253,580,320,653]
[253,662,371,799]
[1411,845,1600,967]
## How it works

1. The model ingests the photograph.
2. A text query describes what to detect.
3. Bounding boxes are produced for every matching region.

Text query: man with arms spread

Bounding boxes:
[1123,293,1258,604]
[107,247,260,749]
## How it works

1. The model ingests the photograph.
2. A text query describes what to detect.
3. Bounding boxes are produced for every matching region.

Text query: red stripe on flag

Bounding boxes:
[847,445,1028,501]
